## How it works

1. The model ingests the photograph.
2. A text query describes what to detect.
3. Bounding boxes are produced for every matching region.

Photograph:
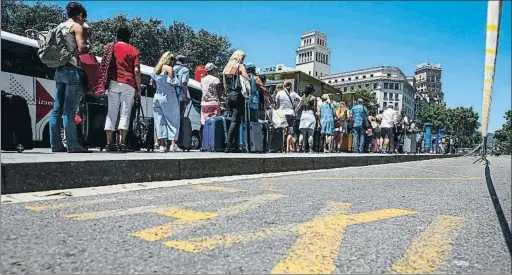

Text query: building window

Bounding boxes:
[315,71,318,76]
[395,83,399,90]
[395,102,399,109]
[335,79,338,83]
[363,75,366,79]
[344,87,347,92]
[373,83,378,89]
[358,85,362,89]
[384,92,388,100]
[320,73,323,76]
[348,77,351,81]
[395,93,399,100]
[384,83,388,89]
[341,79,344,82]
[370,74,374,77]
[309,71,311,75]
[382,102,386,109]
[328,80,331,83]
[355,76,359,79]
[387,73,391,77]
[326,56,328,65]
[365,83,370,87]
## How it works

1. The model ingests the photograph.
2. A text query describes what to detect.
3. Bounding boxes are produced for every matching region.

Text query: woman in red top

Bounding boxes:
[103,26,142,152]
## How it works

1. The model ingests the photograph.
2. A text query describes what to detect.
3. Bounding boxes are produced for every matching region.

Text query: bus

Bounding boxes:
[0,31,202,149]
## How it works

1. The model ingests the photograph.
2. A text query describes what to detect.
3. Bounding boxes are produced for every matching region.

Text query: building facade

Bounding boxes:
[295,30,331,78]
[320,66,417,118]
[414,62,443,104]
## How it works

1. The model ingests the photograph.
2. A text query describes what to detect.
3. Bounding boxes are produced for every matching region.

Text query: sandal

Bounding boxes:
[118,144,128,153]
[106,144,117,152]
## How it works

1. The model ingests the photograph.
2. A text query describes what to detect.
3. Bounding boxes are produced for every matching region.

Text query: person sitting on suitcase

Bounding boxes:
[103,25,142,152]
[49,1,91,153]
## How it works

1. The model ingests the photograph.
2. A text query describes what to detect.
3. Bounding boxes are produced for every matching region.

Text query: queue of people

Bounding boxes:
[47,2,446,155]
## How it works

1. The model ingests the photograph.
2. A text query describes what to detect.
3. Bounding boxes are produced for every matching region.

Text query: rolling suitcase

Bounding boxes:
[178,105,193,152]
[1,91,34,152]
[204,116,231,152]
[267,125,284,153]
[78,92,108,150]
[126,99,154,152]
[341,134,353,152]
[312,128,322,152]
[240,102,265,153]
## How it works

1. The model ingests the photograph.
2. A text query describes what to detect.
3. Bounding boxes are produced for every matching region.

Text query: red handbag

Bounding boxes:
[79,52,103,94]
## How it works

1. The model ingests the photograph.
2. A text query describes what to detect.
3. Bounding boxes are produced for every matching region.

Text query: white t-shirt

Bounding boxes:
[277,89,300,115]
[200,74,221,105]
[380,108,397,128]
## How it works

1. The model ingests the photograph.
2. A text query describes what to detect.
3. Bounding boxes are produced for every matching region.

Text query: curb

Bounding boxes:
[1,154,458,194]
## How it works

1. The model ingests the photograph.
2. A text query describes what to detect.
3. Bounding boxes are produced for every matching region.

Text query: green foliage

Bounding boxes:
[1,0,65,34]
[417,103,449,131]
[494,110,512,154]
[1,1,233,74]
[353,88,378,114]
[418,104,480,148]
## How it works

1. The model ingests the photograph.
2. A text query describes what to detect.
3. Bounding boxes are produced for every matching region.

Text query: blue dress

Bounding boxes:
[152,72,180,140]
[319,103,334,135]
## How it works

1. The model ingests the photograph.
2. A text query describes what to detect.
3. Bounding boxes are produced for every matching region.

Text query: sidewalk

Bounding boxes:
[1,149,458,194]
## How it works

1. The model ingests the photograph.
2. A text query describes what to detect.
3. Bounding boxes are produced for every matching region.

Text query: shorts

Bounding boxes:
[285,114,295,128]
[381,127,393,139]
[335,120,348,134]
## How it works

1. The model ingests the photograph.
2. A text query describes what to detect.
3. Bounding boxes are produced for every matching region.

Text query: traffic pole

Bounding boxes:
[481,0,503,158]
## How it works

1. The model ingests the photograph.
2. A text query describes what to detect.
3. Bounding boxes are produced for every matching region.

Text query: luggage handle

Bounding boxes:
[135,98,145,119]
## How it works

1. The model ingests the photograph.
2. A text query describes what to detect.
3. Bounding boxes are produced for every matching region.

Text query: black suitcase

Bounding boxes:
[78,92,108,150]
[178,105,192,152]
[267,126,284,153]
[1,91,34,152]
[126,99,154,152]
[312,128,322,152]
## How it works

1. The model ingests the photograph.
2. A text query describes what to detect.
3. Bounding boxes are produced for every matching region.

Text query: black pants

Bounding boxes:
[227,93,245,147]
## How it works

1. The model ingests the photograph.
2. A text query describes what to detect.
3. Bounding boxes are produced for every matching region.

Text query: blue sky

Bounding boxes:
[60,1,510,131]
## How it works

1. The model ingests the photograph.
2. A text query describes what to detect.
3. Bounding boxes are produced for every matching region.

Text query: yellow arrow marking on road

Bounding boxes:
[130,193,285,242]
[271,208,416,274]
[165,202,351,253]
[389,215,464,274]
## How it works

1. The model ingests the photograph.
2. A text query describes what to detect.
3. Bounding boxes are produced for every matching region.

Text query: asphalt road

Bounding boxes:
[1,156,511,274]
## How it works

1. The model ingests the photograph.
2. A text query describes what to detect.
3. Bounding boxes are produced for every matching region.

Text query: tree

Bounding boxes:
[417,103,450,131]
[2,0,233,74]
[353,88,378,114]
[494,110,512,154]
[1,0,65,34]
[446,107,480,148]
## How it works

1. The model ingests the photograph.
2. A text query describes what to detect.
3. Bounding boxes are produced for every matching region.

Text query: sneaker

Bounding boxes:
[159,146,167,153]
[170,144,178,152]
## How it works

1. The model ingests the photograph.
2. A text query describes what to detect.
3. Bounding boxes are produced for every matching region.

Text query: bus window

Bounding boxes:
[1,39,55,80]
[188,86,202,102]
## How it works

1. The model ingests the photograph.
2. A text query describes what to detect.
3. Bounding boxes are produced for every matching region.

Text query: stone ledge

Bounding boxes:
[1,154,458,194]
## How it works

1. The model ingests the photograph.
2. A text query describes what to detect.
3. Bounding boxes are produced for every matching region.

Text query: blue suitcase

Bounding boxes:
[206,116,231,152]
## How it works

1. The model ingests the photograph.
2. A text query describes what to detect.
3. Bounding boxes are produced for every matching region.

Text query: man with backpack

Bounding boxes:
[43,1,91,153]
